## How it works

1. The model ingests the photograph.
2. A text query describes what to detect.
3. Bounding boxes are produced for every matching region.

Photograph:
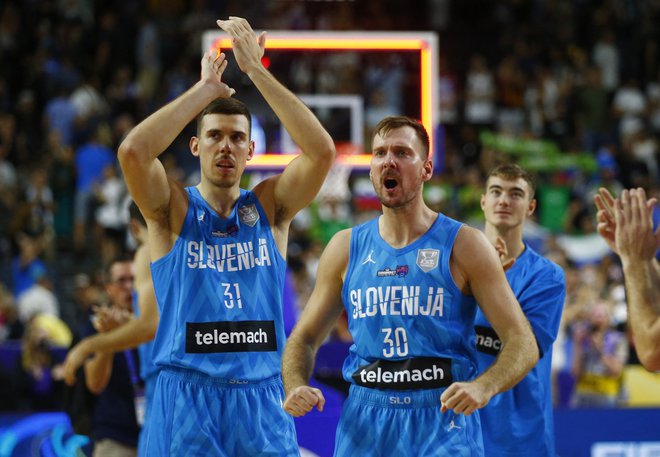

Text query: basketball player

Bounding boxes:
[117,17,335,456]
[475,164,565,456]
[282,116,538,456]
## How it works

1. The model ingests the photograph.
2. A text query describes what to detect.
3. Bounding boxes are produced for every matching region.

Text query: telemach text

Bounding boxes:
[352,357,452,390]
[186,320,277,353]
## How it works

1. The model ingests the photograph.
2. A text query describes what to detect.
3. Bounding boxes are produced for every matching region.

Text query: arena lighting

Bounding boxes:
[202,31,439,169]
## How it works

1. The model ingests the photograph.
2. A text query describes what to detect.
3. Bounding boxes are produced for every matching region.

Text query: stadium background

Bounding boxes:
[0,0,659,456]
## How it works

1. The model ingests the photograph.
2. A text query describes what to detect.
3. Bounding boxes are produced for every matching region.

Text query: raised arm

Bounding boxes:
[217,17,335,221]
[441,226,539,415]
[118,51,235,225]
[615,188,660,370]
[282,229,350,417]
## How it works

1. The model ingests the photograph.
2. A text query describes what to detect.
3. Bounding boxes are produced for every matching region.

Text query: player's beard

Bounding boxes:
[377,175,424,210]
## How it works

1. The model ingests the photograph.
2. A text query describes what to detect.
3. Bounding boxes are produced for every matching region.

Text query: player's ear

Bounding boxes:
[190,136,200,157]
[247,140,255,161]
[422,159,433,182]
[527,198,537,216]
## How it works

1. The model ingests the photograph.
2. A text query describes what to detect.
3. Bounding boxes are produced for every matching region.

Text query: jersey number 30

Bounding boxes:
[382,327,408,358]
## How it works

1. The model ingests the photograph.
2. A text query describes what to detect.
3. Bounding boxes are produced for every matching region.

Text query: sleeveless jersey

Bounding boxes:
[474,244,565,457]
[341,213,479,389]
[150,187,287,380]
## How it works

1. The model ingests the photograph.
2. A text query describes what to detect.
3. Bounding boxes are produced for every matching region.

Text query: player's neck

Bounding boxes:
[379,203,437,249]
[196,182,240,218]
[484,223,526,260]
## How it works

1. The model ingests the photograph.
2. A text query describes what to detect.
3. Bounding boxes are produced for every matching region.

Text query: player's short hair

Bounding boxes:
[372,116,430,159]
[486,164,536,199]
[196,98,251,136]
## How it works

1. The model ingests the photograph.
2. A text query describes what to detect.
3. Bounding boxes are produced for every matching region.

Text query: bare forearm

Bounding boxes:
[282,334,318,395]
[83,317,157,355]
[621,257,660,368]
[246,65,334,163]
[474,333,539,395]
[120,81,222,161]
[85,352,114,394]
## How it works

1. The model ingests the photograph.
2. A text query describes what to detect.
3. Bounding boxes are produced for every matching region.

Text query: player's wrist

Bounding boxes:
[194,80,229,100]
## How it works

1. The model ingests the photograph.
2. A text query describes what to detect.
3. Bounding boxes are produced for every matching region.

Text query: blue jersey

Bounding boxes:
[150,187,287,380]
[474,244,565,457]
[341,213,479,390]
[132,290,157,382]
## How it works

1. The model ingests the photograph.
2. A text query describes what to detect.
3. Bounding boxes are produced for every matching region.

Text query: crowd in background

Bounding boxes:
[0,0,659,413]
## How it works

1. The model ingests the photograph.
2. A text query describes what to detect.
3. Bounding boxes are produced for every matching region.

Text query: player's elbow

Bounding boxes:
[137,314,159,341]
[144,319,158,340]
[316,138,336,170]
[516,326,540,371]
[117,140,139,168]
[86,377,108,395]
[117,135,148,168]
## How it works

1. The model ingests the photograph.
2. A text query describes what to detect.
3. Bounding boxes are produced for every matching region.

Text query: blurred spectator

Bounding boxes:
[67,272,104,347]
[571,301,628,407]
[105,65,138,119]
[573,66,611,153]
[592,30,620,94]
[16,268,60,324]
[43,82,77,148]
[134,13,161,102]
[17,313,72,410]
[464,54,496,128]
[10,232,47,297]
[438,53,459,125]
[94,164,128,266]
[646,68,660,134]
[496,54,527,134]
[73,123,116,254]
[70,72,110,130]
[24,166,56,254]
[365,88,398,143]
[364,54,405,117]
[612,77,647,142]
[628,128,659,182]
[0,282,23,341]
[47,131,77,251]
[79,257,139,456]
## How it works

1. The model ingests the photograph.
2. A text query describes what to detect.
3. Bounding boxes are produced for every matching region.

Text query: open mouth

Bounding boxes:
[384,178,398,189]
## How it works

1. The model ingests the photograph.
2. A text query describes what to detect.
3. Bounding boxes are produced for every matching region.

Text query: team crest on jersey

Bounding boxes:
[238,204,259,227]
[377,265,409,277]
[416,249,439,272]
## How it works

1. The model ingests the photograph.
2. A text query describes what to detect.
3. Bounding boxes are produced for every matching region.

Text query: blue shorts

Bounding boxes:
[143,367,299,457]
[334,385,484,457]
[137,373,156,457]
